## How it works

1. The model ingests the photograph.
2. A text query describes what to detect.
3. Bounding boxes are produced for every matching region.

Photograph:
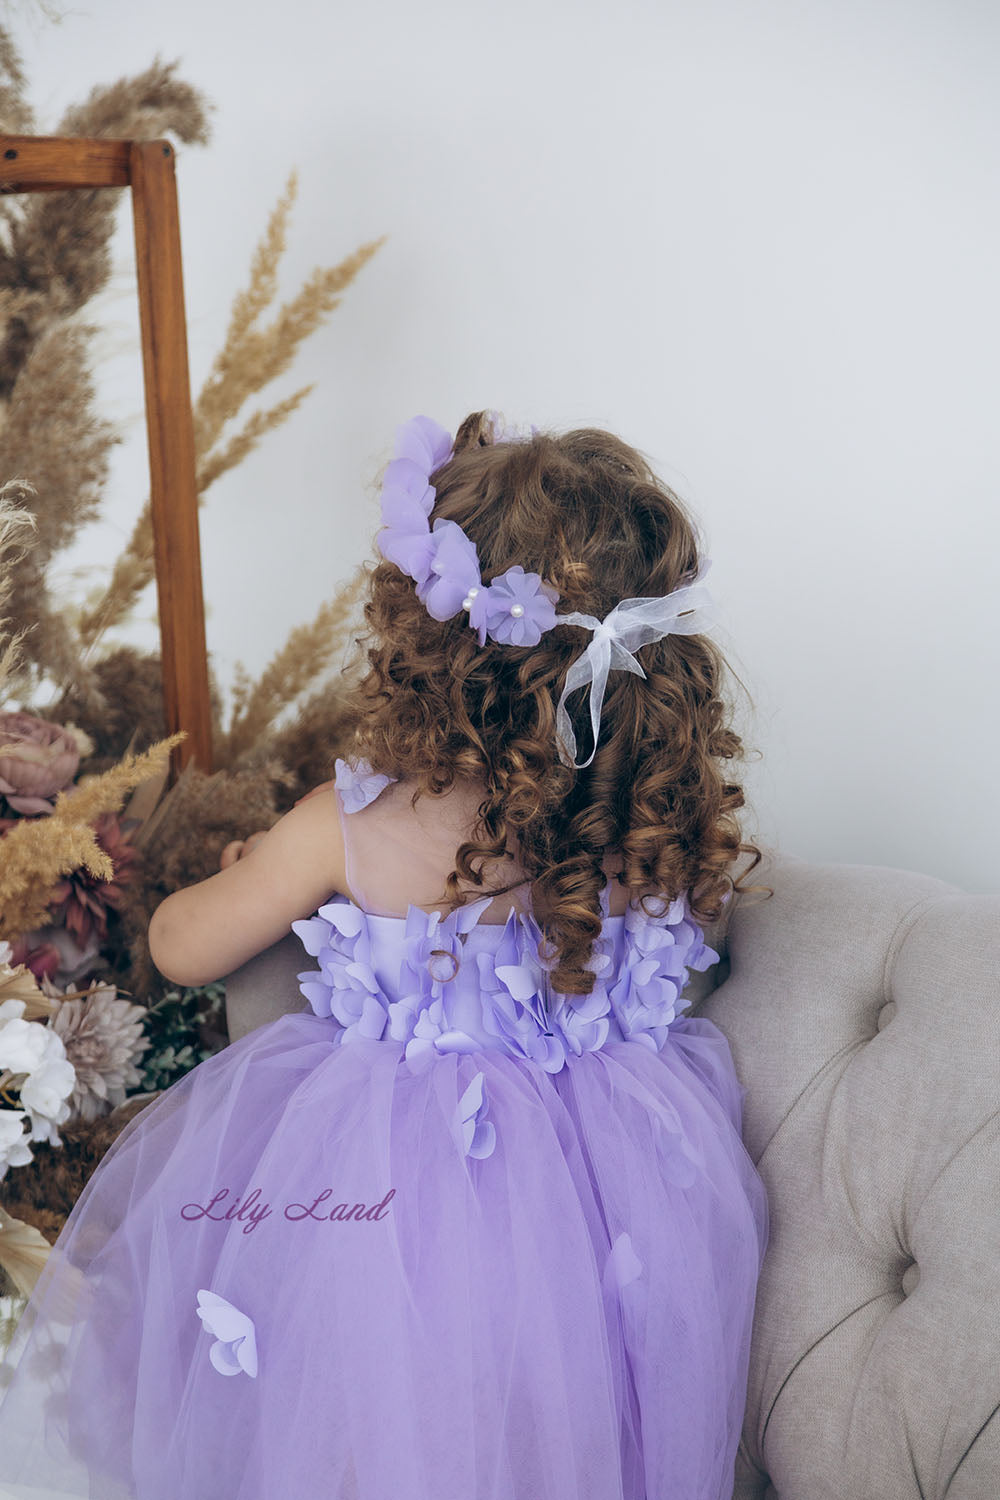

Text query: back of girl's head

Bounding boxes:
[343,410,756,994]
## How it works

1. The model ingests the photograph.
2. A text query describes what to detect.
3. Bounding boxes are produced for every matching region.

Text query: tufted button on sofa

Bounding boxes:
[691,851,1000,1500]
[224,849,1000,1499]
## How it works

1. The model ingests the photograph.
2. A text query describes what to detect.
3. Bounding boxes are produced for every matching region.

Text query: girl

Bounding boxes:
[0,411,768,1500]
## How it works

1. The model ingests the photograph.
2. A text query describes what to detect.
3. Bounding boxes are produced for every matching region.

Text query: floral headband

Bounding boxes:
[376,414,717,769]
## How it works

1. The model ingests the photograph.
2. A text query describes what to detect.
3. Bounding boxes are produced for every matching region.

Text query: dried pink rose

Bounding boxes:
[0,714,93,815]
[8,937,61,984]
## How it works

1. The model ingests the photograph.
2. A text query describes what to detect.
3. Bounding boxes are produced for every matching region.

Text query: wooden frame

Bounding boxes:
[0,134,213,776]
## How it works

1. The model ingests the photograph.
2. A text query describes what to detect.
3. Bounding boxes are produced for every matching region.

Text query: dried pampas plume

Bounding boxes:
[0,26,212,700]
[0,482,35,697]
[1,327,114,566]
[0,325,117,704]
[0,733,183,938]
[261,677,356,810]
[0,24,33,135]
[221,566,367,765]
[79,171,385,648]
[0,27,372,1014]
[0,50,210,398]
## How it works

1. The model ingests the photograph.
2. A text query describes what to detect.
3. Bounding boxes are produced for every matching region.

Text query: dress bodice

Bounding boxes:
[291,759,719,1079]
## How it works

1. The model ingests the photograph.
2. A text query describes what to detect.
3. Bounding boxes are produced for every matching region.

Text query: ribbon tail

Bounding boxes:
[555,701,578,767]
[555,637,611,770]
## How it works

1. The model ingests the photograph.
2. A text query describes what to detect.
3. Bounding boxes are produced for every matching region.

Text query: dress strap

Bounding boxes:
[333,758,397,814]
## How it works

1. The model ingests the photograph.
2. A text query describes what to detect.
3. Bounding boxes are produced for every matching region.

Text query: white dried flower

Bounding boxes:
[50,982,151,1124]
[0,1001,53,1076]
[21,1053,76,1140]
[0,1111,33,1182]
[0,995,76,1147]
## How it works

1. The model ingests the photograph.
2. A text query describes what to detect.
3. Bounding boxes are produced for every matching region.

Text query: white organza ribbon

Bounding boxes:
[554,580,718,769]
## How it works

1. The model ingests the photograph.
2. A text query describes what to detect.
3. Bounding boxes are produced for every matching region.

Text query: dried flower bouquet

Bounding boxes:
[0,23,380,1302]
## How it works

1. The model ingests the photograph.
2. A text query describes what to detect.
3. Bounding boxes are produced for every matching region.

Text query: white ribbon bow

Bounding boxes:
[554,578,718,769]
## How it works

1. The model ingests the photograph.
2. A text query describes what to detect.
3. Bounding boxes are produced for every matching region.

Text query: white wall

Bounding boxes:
[11,0,999,892]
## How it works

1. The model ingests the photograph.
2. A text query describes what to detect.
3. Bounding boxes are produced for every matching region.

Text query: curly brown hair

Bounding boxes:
[340,410,759,997]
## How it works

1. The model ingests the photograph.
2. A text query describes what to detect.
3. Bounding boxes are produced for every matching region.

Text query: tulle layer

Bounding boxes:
[0,1011,768,1500]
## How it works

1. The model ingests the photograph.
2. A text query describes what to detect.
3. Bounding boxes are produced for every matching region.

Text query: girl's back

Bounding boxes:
[330,763,633,920]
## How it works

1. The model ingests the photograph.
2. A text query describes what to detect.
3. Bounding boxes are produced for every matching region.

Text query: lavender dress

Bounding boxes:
[0,763,768,1500]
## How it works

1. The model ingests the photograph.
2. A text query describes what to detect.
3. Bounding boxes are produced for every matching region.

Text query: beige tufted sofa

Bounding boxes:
[224,850,1000,1499]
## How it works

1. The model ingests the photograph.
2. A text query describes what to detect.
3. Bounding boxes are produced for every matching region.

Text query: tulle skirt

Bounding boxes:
[0,1010,768,1500]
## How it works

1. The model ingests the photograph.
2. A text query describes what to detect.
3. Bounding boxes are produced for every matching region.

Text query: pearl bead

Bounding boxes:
[467,587,479,598]
[510,603,525,618]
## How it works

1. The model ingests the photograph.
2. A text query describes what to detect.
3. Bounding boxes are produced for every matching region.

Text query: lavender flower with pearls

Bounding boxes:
[376,416,558,649]
[376,414,718,769]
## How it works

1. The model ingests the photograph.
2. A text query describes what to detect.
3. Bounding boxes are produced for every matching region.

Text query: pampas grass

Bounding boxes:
[0,28,212,703]
[0,323,116,699]
[79,171,385,648]
[51,646,168,773]
[0,25,32,136]
[1,326,114,564]
[1,24,377,772]
[0,53,210,398]
[0,24,374,1012]
[258,677,356,810]
[195,386,315,493]
[0,733,182,938]
[190,170,385,467]
[220,566,367,765]
[0,484,34,696]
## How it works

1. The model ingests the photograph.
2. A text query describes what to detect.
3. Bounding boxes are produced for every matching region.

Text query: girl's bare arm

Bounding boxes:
[147,787,346,988]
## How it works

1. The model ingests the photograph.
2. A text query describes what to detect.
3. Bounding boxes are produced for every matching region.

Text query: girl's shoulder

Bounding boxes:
[333,757,492,838]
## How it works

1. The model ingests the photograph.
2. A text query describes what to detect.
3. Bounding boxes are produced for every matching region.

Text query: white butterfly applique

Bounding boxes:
[195,1289,258,1378]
